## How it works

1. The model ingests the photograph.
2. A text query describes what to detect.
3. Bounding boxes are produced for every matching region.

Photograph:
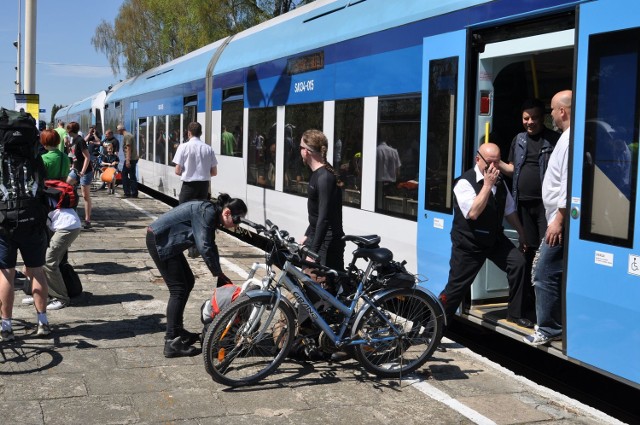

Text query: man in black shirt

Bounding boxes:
[498,99,559,327]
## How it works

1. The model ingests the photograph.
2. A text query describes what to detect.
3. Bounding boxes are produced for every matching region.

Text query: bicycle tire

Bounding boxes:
[351,288,444,378]
[202,293,295,387]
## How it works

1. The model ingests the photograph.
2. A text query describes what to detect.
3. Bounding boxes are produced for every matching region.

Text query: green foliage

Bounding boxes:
[50,104,65,126]
[92,0,314,78]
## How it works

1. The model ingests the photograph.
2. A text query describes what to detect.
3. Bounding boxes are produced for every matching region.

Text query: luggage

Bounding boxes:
[22,261,83,298]
[0,107,46,234]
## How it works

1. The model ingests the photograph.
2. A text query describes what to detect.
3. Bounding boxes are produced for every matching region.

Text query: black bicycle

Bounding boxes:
[202,218,445,386]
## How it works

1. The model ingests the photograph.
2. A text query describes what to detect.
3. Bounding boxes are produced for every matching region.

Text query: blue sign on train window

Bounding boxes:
[580,28,640,248]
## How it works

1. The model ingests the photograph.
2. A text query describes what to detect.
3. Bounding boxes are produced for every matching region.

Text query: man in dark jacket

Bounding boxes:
[498,99,559,325]
[439,143,528,325]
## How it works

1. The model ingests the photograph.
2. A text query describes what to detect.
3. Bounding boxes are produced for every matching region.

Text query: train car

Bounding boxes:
[54,90,107,137]
[66,0,639,388]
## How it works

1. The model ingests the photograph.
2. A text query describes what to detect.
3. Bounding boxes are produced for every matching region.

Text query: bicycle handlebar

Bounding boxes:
[240,218,321,262]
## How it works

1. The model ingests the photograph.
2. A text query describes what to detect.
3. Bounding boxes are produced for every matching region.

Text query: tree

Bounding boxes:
[50,104,65,126]
[93,0,315,78]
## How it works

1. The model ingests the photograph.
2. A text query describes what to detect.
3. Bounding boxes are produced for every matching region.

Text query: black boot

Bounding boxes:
[164,336,199,358]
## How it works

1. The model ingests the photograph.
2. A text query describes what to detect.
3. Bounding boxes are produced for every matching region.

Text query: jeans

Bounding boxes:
[122,160,138,196]
[44,228,81,303]
[533,239,563,338]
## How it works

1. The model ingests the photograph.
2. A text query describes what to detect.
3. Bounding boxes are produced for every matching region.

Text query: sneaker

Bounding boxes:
[164,336,199,358]
[22,296,34,305]
[47,299,67,310]
[0,329,15,342]
[36,323,51,337]
[523,330,561,346]
[180,329,201,346]
[83,221,92,229]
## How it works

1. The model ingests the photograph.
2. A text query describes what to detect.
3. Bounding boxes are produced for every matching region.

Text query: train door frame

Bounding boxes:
[419,12,578,326]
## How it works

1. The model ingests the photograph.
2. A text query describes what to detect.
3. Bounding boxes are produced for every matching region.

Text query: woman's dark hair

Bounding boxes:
[217,193,248,223]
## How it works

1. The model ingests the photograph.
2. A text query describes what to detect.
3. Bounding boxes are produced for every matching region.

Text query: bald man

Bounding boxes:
[439,143,528,324]
[525,90,572,346]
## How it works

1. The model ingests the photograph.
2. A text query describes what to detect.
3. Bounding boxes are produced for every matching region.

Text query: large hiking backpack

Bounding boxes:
[0,107,46,234]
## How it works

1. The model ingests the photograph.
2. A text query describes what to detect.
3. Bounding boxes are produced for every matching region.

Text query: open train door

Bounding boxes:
[566,0,640,384]
[417,30,468,297]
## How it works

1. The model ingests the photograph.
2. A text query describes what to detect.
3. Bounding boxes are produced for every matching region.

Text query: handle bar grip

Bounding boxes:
[300,245,321,262]
[240,218,265,232]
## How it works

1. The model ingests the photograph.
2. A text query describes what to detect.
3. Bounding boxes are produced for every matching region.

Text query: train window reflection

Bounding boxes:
[182,95,197,143]
[284,102,323,197]
[168,115,181,165]
[425,57,457,213]
[154,115,167,165]
[335,98,364,208]
[376,95,421,220]
[138,118,147,161]
[221,87,244,157]
[247,107,277,189]
[580,29,640,247]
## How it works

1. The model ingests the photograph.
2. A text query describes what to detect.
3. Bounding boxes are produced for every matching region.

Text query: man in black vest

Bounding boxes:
[439,143,529,327]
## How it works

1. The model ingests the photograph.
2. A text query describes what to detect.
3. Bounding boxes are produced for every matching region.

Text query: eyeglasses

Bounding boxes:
[299,144,315,153]
[476,150,492,171]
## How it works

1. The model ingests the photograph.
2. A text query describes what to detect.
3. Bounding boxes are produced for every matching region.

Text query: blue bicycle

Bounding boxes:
[202,219,445,386]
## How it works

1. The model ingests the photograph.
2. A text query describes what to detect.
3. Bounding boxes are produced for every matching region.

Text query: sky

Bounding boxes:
[0,0,125,123]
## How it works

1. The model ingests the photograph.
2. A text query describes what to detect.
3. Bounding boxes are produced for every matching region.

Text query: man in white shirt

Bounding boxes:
[439,143,528,324]
[173,122,218,204]
[524,90,572,346]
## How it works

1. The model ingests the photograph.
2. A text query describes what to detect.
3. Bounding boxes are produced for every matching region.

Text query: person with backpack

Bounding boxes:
[22,130,81,311]
[146,194,248,358]
[0,108,51,342]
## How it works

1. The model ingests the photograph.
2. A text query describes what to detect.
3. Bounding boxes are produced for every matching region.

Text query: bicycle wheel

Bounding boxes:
[351,288,444,378]
[202,293,295,387]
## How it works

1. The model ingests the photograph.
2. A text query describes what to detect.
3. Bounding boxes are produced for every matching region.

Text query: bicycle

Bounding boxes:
[202,218,446,386]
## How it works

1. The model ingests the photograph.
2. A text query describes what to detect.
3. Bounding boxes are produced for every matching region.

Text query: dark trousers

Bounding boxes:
[440,232,527,319]
[122,159,138,196]
[178,180,210,204]
[517,199,547,321]
[146,231,195,339]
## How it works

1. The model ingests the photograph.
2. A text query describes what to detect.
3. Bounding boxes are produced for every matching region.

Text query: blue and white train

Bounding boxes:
[57,0,640,389]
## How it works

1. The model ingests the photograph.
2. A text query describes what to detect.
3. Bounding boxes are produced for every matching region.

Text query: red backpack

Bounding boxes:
[44,179,79,210]
[201,284,243,324]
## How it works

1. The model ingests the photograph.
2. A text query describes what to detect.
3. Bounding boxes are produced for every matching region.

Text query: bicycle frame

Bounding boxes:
[272,258,405,348]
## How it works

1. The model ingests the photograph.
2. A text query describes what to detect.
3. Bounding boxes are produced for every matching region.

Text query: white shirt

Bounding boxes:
[48,208,81,231]
[172,137,218,182]
[376,142,402,182]
[454,165,516,219]
[542,127,570,224]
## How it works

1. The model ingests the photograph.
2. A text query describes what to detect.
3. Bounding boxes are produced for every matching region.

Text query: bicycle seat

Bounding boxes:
[342,234,380,248]
[352,247,393,265]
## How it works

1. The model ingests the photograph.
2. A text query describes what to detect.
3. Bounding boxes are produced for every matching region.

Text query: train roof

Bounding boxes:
[105,0,489,103]
[54,90,106,120]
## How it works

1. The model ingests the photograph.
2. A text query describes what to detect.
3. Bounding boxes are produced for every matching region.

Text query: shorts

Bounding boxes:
[0,227,47,269]
[68,168,94,186]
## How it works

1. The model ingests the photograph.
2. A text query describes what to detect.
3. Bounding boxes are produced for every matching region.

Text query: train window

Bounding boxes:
[425,57,458,214]
[168,114,181,165]
[284,102,324,197]
[221,87,244,157]
[376,95,421,220]
[580,29,640,247]
[247,107,277,189]
[335,98,364,208]
[154,115,167,165]
[138,118,147,161]
[182,95,197,143]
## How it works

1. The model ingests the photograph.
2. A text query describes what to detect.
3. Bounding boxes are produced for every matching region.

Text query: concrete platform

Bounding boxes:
[0,189,624,424]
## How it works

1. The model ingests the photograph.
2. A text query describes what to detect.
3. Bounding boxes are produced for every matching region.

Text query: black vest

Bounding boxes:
[452,168,507,248]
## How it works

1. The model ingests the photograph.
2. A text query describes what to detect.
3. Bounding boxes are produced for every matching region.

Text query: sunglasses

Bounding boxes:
[232,215,244,225]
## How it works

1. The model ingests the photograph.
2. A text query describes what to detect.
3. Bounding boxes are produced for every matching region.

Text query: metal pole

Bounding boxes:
[15,0,22,93]
[24,0,36,94]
